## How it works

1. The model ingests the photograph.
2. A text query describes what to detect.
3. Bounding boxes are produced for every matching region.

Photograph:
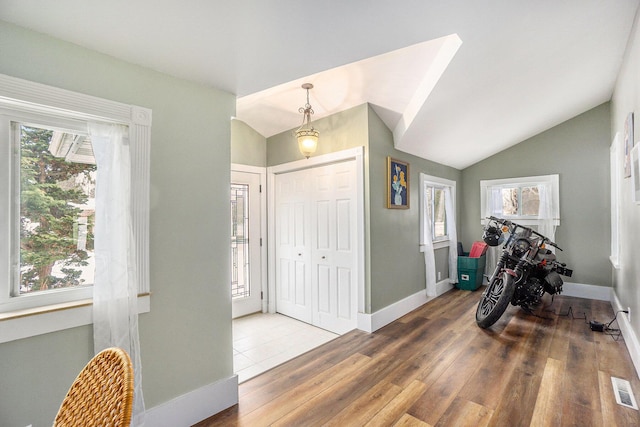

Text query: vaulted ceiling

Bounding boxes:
[1,1,638,169]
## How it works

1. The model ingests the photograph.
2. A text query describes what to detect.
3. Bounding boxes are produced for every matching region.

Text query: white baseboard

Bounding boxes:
[357,280,453,333]
[356,282,608,334]
[611,291,640,380]
[145,374,238,427]
[436,279,455,296]
[561,282,611,301]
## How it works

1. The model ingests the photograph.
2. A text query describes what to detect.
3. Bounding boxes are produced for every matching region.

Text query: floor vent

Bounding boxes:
[611,376,638,410]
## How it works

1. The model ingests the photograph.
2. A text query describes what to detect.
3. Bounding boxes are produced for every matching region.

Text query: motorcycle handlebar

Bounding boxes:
[485,216,563,251]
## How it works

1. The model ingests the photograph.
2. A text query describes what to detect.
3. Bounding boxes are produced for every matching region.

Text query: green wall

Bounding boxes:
[0,21,234,426]
[231,118,266,167]
[460,103,612,287]
[267,103,369,166]
[367,107,462,312]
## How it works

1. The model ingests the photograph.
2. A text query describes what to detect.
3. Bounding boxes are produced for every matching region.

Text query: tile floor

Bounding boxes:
[233,312,339,383]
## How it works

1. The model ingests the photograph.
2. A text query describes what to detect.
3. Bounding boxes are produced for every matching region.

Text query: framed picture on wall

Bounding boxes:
[624,112,634,178]
[632,144,640,204]
[387,157,409,209]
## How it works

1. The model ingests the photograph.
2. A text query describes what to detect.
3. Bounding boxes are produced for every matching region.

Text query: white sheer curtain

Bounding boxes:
[90,122,145,426]
[444,187,458,284]
[538,182,556,245]
[422,194,437,297]
[484,186,501,273]
[422,180,458,296]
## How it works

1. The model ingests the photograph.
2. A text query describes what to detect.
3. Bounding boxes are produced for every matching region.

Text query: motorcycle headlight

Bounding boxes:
[513,238,531,257]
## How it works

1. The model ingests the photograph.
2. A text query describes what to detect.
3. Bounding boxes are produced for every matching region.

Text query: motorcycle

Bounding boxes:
[475,216,573,329]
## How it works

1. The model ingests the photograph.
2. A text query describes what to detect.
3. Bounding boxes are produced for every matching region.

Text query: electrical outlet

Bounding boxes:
[627,307,631,323]
[437,271,441,281]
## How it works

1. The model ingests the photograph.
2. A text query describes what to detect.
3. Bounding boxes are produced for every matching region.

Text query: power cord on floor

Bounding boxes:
[559,306,627,341]
[599,310,627,341]
[557,305,588,323]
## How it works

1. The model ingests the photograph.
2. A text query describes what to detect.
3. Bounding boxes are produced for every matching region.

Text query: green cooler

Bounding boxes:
[457,254,486,291]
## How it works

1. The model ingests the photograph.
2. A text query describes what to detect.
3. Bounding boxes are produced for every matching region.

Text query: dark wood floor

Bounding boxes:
[195,288,640,426]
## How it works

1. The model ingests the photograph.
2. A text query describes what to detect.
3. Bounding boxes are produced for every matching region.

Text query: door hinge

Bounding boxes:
[259,184,262,193]
[261,291,264,300]
[260,237,263,247]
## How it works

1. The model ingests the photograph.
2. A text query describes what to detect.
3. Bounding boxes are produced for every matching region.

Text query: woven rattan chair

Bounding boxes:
[53,347,134,427]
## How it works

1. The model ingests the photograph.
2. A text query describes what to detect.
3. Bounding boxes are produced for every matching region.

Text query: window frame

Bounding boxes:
[3,114,97,309]
[480,174,560,226]
[610,133,622,269]
[420,174,456,250]
[0,73,151,343]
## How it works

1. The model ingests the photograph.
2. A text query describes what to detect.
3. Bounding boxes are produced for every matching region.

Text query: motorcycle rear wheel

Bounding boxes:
[475,272,515,329]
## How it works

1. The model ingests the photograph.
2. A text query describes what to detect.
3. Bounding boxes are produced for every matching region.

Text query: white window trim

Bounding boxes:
[1,112,99,309]
[420,174,456,251]
[0,73,151,342]
[610,133,622,269]
[480,174,560,226]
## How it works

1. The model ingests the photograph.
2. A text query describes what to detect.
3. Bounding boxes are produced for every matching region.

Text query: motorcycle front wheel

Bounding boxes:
[475,272,515,329]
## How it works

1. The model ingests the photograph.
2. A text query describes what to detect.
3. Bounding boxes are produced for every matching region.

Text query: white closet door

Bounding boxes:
[275,168,312,323]
[311,161,358,334]
[275,160,357,334]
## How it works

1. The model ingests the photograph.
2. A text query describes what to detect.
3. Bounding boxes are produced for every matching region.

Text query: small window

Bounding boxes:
[426,185,448,241]
[497,185,540,217]
[481,175,559,226]
[420,174,456,249]
[231,183,250,299]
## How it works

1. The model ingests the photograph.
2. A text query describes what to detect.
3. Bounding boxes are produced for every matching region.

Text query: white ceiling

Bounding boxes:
[1,1,638,169]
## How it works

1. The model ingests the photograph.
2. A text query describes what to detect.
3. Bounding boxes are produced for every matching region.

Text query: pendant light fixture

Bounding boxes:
[295,83,319,158]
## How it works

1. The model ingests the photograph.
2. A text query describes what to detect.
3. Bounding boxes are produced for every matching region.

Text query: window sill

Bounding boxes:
[0,294,150,344]
[419,240,451,252]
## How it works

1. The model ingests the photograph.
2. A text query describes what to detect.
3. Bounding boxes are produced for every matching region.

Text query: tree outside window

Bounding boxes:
[500,185,540,217]
[426,186,448,240]
[18,124,96,294]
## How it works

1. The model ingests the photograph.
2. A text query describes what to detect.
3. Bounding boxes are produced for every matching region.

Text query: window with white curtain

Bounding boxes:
[480,175,560,226]
[420,174,457,295]
[420,175,456,249]
[0,73,151,342]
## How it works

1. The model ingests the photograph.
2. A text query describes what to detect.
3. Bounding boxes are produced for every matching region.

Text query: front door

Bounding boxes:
[231,170,262,318]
